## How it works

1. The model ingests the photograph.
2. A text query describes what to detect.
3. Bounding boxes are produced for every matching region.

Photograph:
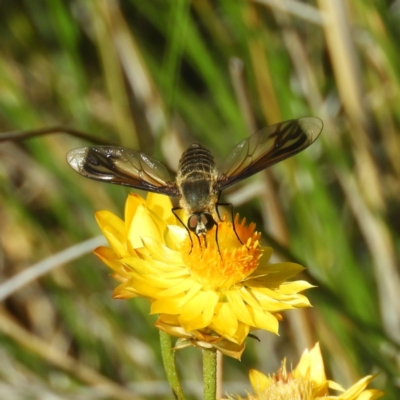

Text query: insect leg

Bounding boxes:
[215,192,224,221]
[216,202,245,247]
[196,229,221,258]
[214,223,221,257]
[172,207,196,254]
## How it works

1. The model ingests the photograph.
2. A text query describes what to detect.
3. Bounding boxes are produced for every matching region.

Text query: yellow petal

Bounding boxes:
[176,281,204,308]
[124,193,146,230]
[95,210,125,235]
[250,286,313,309]
[286,294,313,307]
[141,237,183,264]
[249,369,271,394]
[155,318,193,339]
[352,389,385,400]
[249,307,279,334]
[179,291,219,331]
[248,262,306,286]
[165,225,187,251]
[210,302,239,337]
[294,343,327,384]
[232,321,250,344]
[113,287,138,299]
[239,287,264,312]
[128,205,164,248]
[209,320,245,345]
[151,297,184,314]
[157,279,196,298]
[338,375,381,399]
[95,210,127,257]
[251,289,295,311]
[94,246,129,277]
[145,192,176,225]
[212,339,245,360]
[225,290,255,326]
[279,280,315,294]
[258,247,273,263]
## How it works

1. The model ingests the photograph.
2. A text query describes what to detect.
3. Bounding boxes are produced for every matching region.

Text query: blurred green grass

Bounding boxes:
[0,0,399,398]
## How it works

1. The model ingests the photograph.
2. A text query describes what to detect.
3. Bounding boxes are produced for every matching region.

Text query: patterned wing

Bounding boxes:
[67,146,180,196]
[215,117,323,191]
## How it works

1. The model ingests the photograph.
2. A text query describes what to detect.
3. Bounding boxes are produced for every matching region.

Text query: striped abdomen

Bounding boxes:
[176,143,218,214]
[177,143,216,178]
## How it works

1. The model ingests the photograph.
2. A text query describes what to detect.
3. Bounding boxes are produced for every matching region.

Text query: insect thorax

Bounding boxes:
[176,143,218,214]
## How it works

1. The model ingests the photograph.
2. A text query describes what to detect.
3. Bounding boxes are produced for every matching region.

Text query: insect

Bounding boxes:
[66,117,323,248]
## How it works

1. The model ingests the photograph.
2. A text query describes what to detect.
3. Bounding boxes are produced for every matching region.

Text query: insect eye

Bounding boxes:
[187,215,199,232]
[202,213,216,230]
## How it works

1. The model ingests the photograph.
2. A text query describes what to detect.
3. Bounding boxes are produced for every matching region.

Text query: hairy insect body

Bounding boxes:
[176,143,218,215]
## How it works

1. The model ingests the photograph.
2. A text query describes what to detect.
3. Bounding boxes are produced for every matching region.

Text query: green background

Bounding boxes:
[0,0,399,398]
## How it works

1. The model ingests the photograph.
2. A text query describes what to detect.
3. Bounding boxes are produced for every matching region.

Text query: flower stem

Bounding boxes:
[202,348,217,400]
[159,331,185,400]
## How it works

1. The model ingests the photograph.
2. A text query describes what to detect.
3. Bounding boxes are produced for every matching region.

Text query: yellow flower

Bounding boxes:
[94,192,312,359]
[239,343,384,399]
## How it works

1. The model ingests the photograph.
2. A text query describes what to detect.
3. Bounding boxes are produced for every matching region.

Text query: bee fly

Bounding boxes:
[67,117,323,251]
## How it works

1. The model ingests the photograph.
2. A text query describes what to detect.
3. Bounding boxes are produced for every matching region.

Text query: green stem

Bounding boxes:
[159,331,185,400]
[202,348,217,400]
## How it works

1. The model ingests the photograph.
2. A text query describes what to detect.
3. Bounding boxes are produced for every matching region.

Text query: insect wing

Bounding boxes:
[215,117,323,191]
[67,146,180,196]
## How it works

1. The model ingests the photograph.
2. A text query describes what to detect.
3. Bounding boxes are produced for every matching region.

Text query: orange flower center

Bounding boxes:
[180,216,262,290]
